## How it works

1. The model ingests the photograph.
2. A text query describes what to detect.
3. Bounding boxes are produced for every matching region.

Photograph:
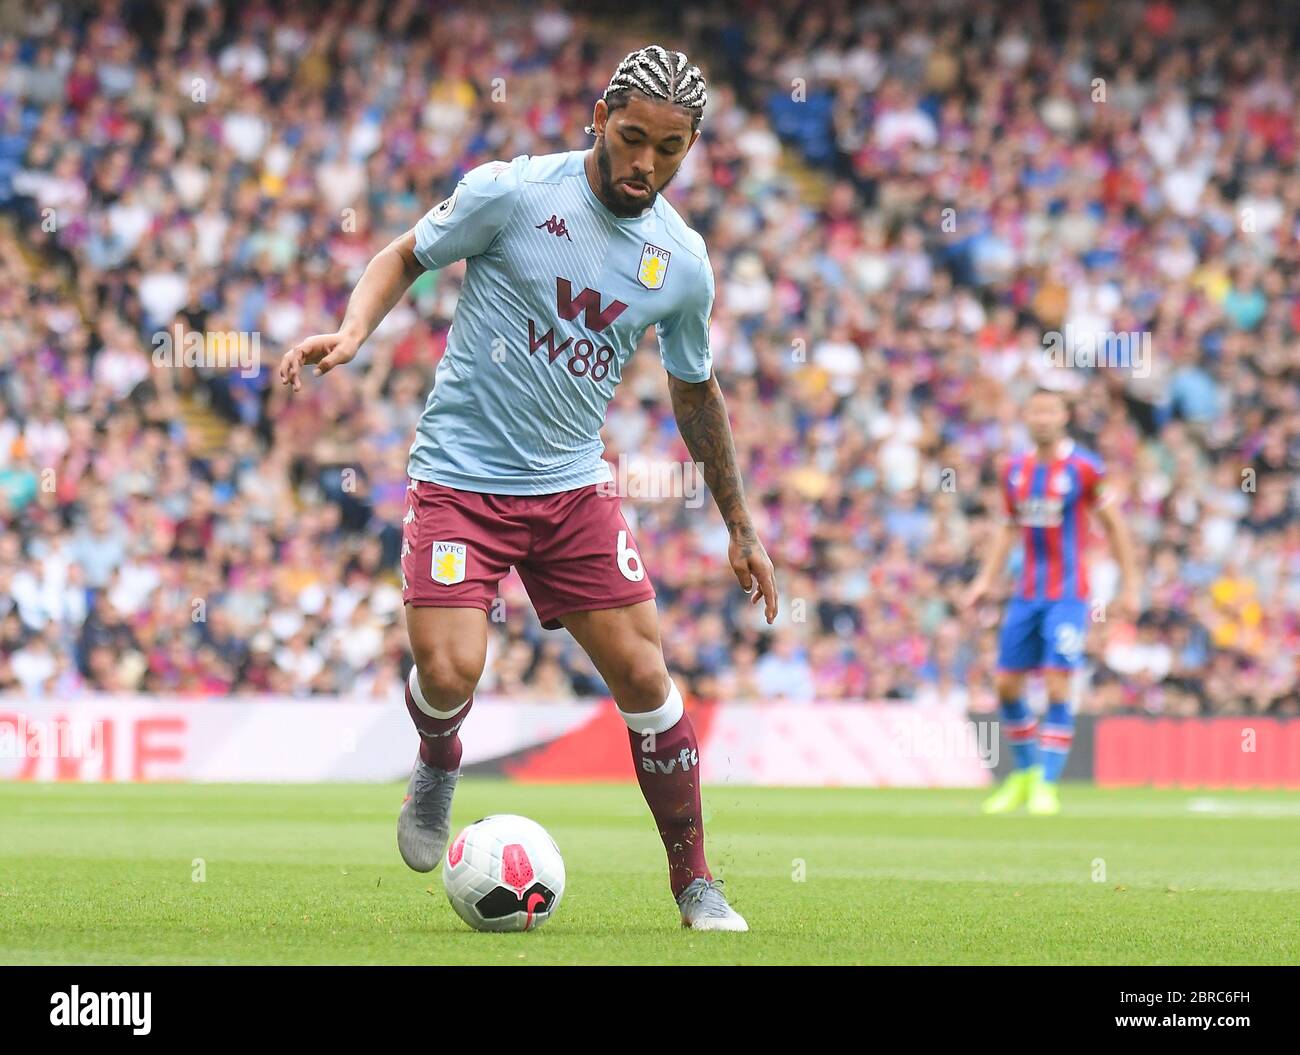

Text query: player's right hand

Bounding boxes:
[279,332,360,392]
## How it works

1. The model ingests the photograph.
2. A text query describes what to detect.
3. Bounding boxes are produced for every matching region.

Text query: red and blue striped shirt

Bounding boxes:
[1002,439,1107,601]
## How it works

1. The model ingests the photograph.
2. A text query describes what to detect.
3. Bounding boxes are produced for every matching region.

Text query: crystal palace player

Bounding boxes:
[962,389,1139,814]
[279,47,776,930]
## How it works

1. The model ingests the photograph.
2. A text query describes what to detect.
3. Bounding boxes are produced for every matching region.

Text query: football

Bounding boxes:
[442,815,566,932]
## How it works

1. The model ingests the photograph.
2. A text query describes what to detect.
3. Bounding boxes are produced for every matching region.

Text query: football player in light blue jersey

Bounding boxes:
[404,148,717,495]
[281,46,776,931]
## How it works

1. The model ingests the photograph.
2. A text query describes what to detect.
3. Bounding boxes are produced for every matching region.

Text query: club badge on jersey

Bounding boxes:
[638,243,670,289]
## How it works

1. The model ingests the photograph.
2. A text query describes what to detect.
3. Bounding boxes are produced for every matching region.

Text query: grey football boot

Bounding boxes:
[677,878,749,932]
[396,757,460,873]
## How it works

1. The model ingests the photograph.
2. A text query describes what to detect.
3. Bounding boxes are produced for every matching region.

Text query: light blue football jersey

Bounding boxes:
[407,150,715,495]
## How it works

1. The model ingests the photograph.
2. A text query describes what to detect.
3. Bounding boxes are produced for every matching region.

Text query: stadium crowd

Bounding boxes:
[0,0,1298,715]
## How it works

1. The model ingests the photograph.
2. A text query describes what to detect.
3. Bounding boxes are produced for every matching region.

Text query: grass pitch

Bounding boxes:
[1,780,1297,965]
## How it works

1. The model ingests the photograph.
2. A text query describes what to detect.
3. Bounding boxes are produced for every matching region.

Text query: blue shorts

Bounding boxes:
[996,598,1088,672]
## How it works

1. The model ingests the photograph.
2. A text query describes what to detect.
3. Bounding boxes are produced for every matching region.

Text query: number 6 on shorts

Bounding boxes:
[617,530,645,583]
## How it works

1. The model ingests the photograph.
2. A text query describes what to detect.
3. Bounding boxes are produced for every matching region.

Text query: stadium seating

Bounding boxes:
[0,1,1297,718]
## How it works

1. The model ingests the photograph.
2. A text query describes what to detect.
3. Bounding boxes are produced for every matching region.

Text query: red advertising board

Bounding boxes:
[1095,717,1300,789]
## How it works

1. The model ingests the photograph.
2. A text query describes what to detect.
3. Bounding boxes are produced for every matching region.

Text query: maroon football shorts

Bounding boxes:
[399,479,656,629]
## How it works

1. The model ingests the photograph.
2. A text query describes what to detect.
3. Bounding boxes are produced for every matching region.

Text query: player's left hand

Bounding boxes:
[729,530,778,624]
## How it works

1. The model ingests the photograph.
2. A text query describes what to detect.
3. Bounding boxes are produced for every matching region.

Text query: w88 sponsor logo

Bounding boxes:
[526,321,616,381]
[523,277,626,383]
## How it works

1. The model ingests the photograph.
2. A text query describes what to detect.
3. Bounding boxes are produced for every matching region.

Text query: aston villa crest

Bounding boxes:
[637,243,670,290]
[431,541,467,586]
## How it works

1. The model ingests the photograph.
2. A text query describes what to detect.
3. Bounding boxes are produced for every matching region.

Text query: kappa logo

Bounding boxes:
[535,214,573,241]
[431,541,467,585]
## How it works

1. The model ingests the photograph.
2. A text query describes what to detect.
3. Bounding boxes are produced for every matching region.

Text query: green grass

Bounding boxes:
[1,781,1297,964]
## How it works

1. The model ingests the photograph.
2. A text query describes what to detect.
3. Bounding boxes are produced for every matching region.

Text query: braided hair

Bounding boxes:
[584,45,708,136]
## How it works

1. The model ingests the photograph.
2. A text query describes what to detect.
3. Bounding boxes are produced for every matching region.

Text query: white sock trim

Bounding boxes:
[407,665,471,720]
[617,680,684,735]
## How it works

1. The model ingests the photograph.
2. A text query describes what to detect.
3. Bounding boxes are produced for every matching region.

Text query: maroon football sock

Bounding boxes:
[404,676,472,772]
[628,710,711,898]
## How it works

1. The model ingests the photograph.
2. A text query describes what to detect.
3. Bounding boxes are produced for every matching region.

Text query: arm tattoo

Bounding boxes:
[668,373,755,546]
